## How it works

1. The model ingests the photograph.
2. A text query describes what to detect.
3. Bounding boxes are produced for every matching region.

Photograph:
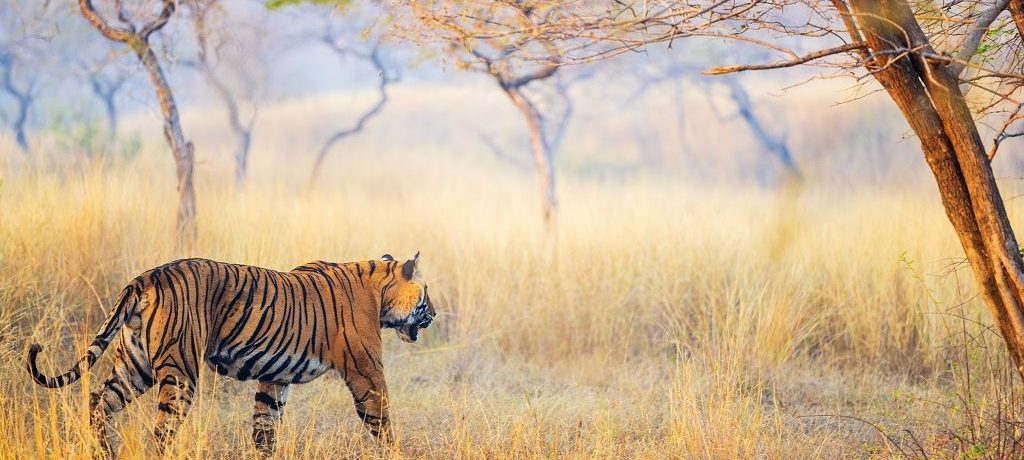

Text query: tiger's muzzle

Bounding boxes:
[390,301,435,343]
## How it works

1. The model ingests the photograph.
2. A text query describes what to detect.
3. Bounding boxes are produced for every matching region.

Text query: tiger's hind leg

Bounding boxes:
[252,381,290,454]
[152,368,198,455]
[89,329,155,455]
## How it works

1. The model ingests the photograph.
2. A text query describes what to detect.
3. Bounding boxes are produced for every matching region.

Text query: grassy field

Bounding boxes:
[3,82,1024,459]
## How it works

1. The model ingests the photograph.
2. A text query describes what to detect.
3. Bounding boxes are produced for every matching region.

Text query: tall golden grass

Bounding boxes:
[2,81,1024,458]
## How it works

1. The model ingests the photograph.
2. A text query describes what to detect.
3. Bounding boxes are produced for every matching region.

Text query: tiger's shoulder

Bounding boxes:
[289,260,339,273]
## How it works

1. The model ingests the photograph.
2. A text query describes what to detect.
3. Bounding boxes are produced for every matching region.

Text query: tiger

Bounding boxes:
[25,252,435,455]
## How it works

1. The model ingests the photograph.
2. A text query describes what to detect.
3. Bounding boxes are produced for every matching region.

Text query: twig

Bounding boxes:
[704,42,867,75]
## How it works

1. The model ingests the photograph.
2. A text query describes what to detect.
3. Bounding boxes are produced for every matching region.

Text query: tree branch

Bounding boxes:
[308,43,394,187]
[988,101,1024,161]
[704,42,867,75]
[138,0,175,40]
[78,0,132,42]
[112,0,133,27]
[950,0,1012,77]
[505,64,558,90]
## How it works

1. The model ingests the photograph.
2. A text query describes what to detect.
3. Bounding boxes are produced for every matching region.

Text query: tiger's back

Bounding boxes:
[138,258,379,384]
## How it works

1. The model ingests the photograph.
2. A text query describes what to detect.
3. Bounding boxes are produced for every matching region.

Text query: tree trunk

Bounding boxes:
[0,59,31,155]
[89,76,120,141]
[134,42,197,249]
[506,86,557,230]
[723,77,801,184]
[13,97,28,154]
[235,131,251,186]
[199,66,251,187]
[77,1,193,248]
[673,79,691,160]
[103,96,118,141]
[848,0,1024,378]
[1010,0,1024,37]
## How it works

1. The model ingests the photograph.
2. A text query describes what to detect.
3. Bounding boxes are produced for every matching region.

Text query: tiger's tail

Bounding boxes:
[26,279,145,389]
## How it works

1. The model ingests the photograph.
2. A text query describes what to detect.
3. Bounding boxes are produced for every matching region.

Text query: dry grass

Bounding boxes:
[3,82,1024,459]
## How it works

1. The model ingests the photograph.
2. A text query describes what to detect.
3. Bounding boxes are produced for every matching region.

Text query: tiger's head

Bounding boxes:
[379,252,436,343]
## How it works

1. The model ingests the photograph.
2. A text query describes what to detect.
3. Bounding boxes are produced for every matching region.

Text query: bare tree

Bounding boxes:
[78,49,130,141]
[0,0,56,156]
[721,77,801,183]
[187,0,259,187]
[384,1,744,227]
[631,59,800,183]
[477,70,586,182]
[697,0,1024,378]
[476,57,562,226]
[79,0,197,248]
[0,54,35,154]
[308,24,396,188]
[388,2,587,228]
[486,55,560,228]
[89,74,128,141]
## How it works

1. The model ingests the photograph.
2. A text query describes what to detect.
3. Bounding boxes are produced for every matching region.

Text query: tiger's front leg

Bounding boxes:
[252,381,290,454]
[345,366,392,443]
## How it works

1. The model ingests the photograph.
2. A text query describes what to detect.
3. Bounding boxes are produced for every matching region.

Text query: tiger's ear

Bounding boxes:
[381,254,394,262]
[401,251,421,280]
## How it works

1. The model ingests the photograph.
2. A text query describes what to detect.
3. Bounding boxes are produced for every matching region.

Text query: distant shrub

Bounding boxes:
[43,110,141,165]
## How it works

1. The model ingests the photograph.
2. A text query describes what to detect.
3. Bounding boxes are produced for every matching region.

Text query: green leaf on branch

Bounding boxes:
[976,21,1015,55]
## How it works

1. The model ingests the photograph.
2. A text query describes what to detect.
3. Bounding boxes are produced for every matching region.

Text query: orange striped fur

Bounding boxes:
[26,253,435,454]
